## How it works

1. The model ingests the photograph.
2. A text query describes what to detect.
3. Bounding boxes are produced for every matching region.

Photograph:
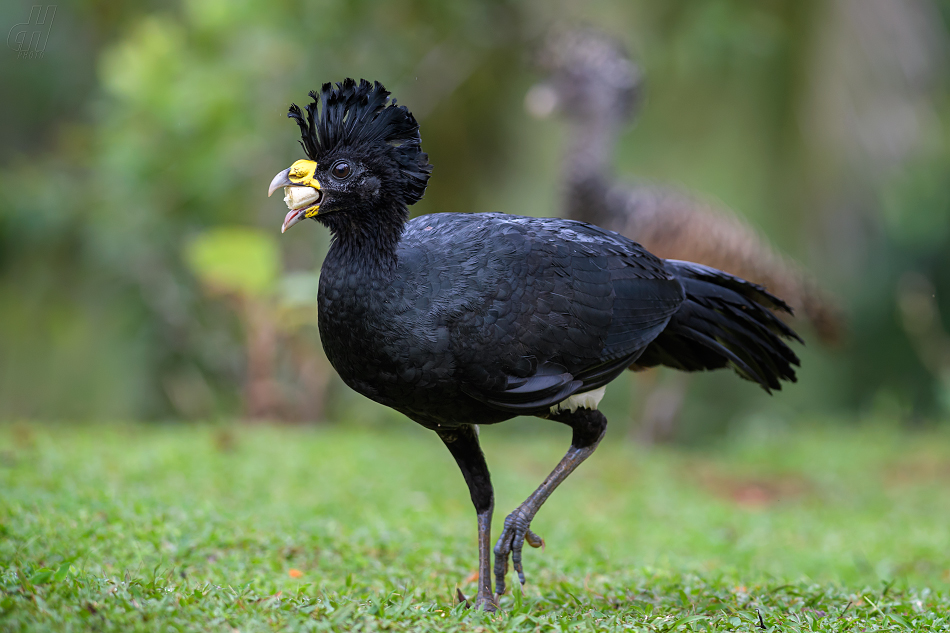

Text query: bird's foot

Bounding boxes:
[474,591,497,612]
[457,587,496,612]
[492,506,545,596]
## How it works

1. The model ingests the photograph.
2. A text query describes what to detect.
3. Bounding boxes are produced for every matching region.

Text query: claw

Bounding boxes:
[492,508,544,595]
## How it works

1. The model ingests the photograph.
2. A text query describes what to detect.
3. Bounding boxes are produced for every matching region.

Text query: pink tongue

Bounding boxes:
[281,209,302,233]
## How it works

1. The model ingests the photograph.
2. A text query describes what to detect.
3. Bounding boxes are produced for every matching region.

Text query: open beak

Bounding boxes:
[268,162,322,233]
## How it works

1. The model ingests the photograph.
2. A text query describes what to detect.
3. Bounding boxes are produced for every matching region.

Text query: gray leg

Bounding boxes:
[493,408,607,596]
[438,426,496,611]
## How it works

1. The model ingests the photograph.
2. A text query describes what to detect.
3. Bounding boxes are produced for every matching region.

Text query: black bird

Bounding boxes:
[267,79,801,610]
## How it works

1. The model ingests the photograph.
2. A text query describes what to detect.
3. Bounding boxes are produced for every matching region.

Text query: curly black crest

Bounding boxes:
[288,79,432,205]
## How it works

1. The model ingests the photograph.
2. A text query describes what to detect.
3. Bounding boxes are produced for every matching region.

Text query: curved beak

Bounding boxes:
[269,162,323,233]
[268,167,292,198]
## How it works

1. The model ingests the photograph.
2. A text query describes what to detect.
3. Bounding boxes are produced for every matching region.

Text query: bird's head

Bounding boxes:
[525,28,642,123]
[268,79,432,234]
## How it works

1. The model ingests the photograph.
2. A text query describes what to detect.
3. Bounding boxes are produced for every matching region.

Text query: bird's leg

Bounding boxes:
[493,407,607,596]
[438,425,496,611]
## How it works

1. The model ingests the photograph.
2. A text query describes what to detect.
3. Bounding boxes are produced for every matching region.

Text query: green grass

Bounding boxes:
[1,419,949,631]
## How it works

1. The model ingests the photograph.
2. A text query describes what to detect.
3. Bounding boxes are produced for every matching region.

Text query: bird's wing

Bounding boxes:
[414,214,684,413]
[459,360,582,412]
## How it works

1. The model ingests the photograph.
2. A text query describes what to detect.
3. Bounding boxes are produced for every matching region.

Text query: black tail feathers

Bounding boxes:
[636,261,802,392]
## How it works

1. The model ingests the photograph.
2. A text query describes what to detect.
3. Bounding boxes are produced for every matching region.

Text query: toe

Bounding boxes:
[512,543,526,585]
[493,538,510,595]
[493,559,507,595]
[526,529,544,549]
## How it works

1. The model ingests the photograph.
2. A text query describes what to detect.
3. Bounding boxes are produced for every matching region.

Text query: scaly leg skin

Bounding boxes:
[438,426,496,611]
[475,505,494,609]
[494,407,607,597]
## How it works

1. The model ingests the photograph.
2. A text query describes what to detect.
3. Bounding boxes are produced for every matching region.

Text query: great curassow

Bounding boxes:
[268,79,801,610]
[526,28,842,441]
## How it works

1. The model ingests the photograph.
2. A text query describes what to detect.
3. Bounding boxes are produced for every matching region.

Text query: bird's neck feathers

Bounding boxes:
[563,116,617,226]
[320,200,408,277]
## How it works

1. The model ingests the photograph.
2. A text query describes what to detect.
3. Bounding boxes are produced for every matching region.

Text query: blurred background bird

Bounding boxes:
[525,28,847,442]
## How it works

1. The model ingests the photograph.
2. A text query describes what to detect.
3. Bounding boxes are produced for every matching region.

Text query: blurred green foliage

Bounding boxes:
[186,228,279,298]
[2,0,950,431]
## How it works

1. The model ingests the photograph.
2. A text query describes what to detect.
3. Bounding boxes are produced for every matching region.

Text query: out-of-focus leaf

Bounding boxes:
[185,227,280,298]
[30,569,54,585]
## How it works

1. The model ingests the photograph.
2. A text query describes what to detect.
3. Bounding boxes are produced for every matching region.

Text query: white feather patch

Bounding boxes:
[549,386,606,414]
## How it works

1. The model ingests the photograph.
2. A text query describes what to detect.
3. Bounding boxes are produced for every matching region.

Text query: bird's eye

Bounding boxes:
[331,161,351,179]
